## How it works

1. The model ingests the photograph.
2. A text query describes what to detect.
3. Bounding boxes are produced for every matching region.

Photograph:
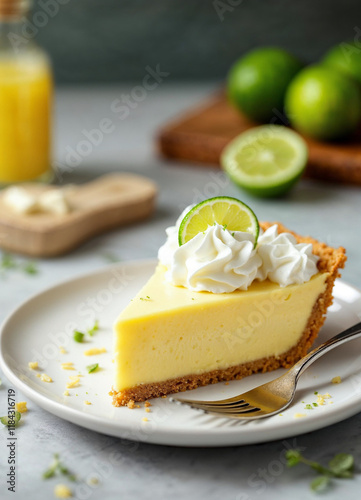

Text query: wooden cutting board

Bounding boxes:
[158,93,361,185]
[0,173,157,257]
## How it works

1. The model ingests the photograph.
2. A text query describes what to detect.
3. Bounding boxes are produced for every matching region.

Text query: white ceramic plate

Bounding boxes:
[1,260,361,447]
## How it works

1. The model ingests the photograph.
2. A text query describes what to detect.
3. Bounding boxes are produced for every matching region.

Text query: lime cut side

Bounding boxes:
[221,125,308,197]
[178,196,259,246]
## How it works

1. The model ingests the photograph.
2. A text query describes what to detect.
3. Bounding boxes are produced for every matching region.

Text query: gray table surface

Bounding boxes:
[1,84,361,500]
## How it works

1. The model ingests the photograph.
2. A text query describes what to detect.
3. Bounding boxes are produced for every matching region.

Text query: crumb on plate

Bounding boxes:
[332,376,342,384]
[61,362,75,371]
[142,417,148,422]
[59,346,67,354]
[40,373,53,383]
[84,400,91,405]
[28,361,38,370]
[83,347,106,356]
[293,413,307,418]
[66,376,80,389]
[317,393,332,406]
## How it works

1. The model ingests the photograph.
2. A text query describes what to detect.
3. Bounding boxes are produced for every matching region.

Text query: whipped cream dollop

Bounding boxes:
[256,225,319,287]
[158,206,319,293]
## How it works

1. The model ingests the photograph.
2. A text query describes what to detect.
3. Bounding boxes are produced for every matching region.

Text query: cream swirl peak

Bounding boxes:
[256,224,319,287]
[158,206,319,293]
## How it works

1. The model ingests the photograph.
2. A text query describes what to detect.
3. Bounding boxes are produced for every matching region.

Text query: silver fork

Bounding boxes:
[170,321,361,419]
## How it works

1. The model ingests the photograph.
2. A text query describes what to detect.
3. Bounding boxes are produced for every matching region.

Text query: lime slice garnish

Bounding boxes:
[178,196,259,246]
[221,125,308,197]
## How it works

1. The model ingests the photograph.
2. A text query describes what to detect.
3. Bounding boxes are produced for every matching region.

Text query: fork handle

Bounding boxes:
[291,321,361,381]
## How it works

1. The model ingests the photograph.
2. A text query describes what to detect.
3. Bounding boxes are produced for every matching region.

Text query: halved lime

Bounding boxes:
[178,196,259,246]
[221,125,308,197]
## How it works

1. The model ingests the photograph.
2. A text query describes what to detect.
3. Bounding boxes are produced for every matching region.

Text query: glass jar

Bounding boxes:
[0,0,53,186]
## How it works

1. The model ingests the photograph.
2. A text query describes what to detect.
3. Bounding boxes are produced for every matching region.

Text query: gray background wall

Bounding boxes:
[30,0,361,84]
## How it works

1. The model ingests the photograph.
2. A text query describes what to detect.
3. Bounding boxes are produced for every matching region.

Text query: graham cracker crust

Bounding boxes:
[111,222,346,406]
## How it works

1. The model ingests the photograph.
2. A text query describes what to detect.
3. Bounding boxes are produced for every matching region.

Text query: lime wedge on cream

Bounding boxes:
[178,196,259,246]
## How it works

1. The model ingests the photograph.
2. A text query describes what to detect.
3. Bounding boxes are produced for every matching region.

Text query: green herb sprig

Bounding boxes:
[87,320,99,337]
[0,252,38,277]
[86,363,99,374]
[42,453,76,481]
[73,320,100,343]
[73,330,85,343]
[286,450,354,492]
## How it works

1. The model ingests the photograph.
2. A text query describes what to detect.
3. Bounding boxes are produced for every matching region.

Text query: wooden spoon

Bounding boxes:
[0,173,157,257]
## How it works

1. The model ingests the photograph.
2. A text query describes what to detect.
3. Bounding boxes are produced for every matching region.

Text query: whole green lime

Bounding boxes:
[323,41,361,85]
[227,47,303,122]
[285,65,361,141]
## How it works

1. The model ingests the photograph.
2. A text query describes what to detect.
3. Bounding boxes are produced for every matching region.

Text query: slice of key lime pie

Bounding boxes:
[111,197,346,406]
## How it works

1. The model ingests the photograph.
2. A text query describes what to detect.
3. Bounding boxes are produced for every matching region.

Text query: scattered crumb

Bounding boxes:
[127,400,135,409]
[54,483,72,498]
[161,395,167,399]
[83,347,107,356]
[316,393,332,406]
[145,408,151,413]
[84,400,91,405]
[16,401,27,413]
[112,359,114,363]
[36,373,41,378]
[332,376,342,384]
[293,413,307,418]
[59,346,67,354]
[317,393,332,406]
[40,373,53,383]
[224,382,229,386]
[66,376,80,389]
[144,401,151,407]
[28,361,38,370]
[142,417,148,422]
[87,477,99,486]
[61,362,75,371]
[63,390,69,396]
[279,414,283,417]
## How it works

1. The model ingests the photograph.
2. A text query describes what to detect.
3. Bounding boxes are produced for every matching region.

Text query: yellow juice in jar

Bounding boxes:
[0,55,52,184]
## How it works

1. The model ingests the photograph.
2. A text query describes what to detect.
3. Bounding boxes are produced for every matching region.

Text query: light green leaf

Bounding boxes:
[310,475,330,492]
[329,453,354,476]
